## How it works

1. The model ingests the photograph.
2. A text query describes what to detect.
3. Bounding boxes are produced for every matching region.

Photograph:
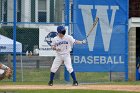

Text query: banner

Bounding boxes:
[73,0,128,72]
[39,26,68,56]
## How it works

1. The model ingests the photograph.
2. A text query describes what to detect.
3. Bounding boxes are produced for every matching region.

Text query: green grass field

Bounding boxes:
[1,81,140,85]
[14,68,120,82]
[2,67,111,83]
[0,67,139,93]
[0,90,139,93]
[0,67,139,85]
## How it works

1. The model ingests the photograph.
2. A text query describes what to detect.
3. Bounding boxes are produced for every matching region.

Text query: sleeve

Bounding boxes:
[69,36,76,44]
[51,38,56,46]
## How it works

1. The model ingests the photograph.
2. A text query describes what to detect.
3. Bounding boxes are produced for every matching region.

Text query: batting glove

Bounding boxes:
[56,48,61,51]
[82,39,87,44]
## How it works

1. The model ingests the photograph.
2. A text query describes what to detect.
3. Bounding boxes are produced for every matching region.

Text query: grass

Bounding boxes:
[16,68,110,82]
[0,68,139,93]
[1,81,140,85]
[1,68,140,85]
[0,90,139,93]
[2,68,110,83]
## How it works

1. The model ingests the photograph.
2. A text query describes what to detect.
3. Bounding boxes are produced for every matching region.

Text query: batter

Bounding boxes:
[48,26,86,86]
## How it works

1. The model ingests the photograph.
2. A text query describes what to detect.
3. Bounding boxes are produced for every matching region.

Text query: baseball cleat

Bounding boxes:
[73,81,78,86]
[48,81,53,86]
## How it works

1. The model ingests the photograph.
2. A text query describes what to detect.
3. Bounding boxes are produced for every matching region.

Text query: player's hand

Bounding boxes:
[52,46,57,50]
[82,39,87,44]
[56,48,61,52]
[52,46,61,51]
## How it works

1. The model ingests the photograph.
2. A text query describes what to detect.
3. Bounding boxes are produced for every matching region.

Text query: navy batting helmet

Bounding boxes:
[57,26,65,33]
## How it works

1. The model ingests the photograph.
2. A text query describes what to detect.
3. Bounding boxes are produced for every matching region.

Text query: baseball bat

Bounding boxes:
[86,17,99,38]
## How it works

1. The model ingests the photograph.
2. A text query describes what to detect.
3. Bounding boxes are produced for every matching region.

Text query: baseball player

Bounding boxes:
[48,26,86,86]
[0,63,12,80]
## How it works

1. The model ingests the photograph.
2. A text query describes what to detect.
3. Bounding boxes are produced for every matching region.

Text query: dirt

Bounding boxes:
[0,85,140,92]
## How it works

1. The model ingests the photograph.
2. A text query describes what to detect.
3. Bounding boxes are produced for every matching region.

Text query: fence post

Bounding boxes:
[125,1,129,81]
[64,0,70,82]
[64,0,69,26]
[13,0,17,82]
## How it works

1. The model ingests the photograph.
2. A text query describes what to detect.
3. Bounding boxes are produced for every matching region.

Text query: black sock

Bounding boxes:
[50,72,55,81]
[71,71,77,81]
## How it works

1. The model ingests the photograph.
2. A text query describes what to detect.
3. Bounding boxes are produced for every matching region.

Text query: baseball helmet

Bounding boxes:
[57,26,65,33]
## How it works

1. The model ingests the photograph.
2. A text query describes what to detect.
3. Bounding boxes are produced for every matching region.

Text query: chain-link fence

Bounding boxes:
[0,0,127,83]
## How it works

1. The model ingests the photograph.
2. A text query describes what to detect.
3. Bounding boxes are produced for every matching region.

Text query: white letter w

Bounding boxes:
[79,5,119,51]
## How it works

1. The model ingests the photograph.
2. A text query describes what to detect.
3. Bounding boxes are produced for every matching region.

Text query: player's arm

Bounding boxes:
[51,38,61,51]
[51,38,57,50]
[75,40,86,44]
[0,64,9,70]
[69,35,86,44]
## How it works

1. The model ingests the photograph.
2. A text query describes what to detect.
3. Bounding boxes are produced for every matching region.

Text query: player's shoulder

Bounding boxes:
[65,34,73,38]
[53,35,59,39]
[52,36,58,42]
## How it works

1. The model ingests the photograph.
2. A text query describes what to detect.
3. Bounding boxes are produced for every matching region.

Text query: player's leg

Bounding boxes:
[48,55,62,86]
[63,54,78,86]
